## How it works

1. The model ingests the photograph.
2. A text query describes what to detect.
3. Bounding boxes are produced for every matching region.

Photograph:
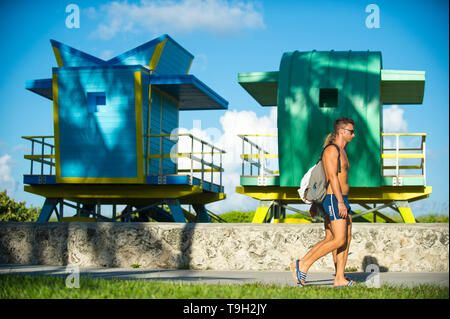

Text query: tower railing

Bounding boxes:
[238,132,427,186]
[381,133,427,186]
[145,133,226,191]
[22,136,55,176]
[22,133,226,191]
[238,134,279,179]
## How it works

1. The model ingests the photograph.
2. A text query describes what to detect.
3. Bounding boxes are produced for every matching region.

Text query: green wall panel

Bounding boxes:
[277,50,381,188]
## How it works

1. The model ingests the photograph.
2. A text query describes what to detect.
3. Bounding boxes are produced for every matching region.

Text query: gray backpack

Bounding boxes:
[298,143,341,204]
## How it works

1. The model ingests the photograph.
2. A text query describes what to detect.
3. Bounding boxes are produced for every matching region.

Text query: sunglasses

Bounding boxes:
[342,128,355,135]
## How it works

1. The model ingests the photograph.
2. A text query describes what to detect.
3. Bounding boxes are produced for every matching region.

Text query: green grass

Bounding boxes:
[0,275,447,299]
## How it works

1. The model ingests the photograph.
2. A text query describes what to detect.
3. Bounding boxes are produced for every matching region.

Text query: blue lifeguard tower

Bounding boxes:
[24,34,228,223]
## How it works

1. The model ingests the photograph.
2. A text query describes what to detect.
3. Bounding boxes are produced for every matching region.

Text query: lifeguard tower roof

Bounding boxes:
[26,34,228,110]
[239,65,425,106]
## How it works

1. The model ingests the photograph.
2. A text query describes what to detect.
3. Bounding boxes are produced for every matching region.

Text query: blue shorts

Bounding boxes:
[322,194,352,221]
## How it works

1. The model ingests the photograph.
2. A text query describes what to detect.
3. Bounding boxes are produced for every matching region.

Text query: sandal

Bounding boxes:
[334,280,356,288]
[295,259,307,287]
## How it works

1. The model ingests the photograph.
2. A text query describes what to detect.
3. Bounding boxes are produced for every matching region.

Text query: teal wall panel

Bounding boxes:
[56,67,138,178]
[277,51,381,188]
[147,87,178,175]
[161,92,178,174]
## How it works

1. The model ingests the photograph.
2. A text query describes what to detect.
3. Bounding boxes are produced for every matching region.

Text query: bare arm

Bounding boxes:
[323,147,348,218]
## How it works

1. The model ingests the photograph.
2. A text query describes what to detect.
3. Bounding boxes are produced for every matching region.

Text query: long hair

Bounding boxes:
[323,117,355,147]
[323,132,337,147]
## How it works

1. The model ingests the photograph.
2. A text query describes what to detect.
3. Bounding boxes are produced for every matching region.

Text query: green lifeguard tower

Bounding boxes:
[23,34,228,223]
[237,50,430,223]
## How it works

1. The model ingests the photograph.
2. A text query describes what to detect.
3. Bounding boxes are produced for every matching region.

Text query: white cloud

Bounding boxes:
[99,50,114,60]
[382,105,408,173]
[381,105,428,177]
[173,108,277,213]
[11,144,28,154]
[89,0,265,40]
[0,154,16,196]
[383,105,408,133]
[83,6,98,19]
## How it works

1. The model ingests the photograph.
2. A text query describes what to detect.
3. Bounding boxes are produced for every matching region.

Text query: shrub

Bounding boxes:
[217,211,255,223]
[0,190,40,222]
[416,214,449,223]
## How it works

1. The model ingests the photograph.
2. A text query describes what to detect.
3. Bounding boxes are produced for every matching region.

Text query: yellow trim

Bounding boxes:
[252,206,271,223]
[22,135,54,139]
[382,154,424,159]
[152,86,179,104]
[24,155,55,160]
[272,218,312,224]
[149,39,167,71]
[179,192,226,205]
[383,165,423,170]
[52,46,64,67]
[236,186,432,203]
[148,133,175,137]
[241,154,278,159]
[24,184,203,199]
[397,206,416,223]
[53,73,62,182]
[178,168,222,173]
[186,58,194,74]
[135,71,145,183]
[382,133,426,136]
[148,152,221,159]
[147,85,152,175]
[25,184,224,205]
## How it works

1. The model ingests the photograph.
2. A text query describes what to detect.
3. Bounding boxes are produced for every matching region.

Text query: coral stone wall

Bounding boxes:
[0,222,448,272]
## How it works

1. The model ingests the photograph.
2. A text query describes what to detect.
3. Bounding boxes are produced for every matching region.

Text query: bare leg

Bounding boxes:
[334,236,348,285]
[290,220,332,283]
[333,215,352,286]
[342,215,352,270]
[302,214,345,264]
[327,215,352,270]
[295,219,348,285]
[299,220,332,261]
[323,216,337,269]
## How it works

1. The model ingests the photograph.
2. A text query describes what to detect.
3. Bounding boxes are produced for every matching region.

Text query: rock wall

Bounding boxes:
[0,222,448,272]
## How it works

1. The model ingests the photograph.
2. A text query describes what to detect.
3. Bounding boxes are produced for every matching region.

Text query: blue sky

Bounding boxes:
[0,0,448,216]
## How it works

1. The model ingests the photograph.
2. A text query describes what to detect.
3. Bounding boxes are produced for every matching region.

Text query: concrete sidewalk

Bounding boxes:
[0,264,448,288]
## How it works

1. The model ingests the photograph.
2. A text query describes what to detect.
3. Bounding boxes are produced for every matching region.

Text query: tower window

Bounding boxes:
[319,88,338,108]
[87,92,106,113]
